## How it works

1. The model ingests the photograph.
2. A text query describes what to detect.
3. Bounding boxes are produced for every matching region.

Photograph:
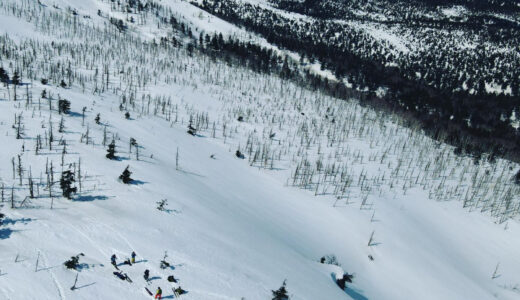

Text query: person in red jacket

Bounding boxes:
[155,286,162,299]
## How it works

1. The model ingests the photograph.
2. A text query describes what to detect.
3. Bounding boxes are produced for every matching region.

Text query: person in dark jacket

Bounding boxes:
[111,254,117,267]
[144,269,150,282]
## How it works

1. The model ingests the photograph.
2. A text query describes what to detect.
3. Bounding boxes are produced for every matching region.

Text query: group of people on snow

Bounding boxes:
[109,252,174,299]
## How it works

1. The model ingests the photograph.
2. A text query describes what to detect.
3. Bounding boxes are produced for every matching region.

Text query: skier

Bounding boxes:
[155,286,162,299]
[111,254,117,268]
[144,269,150,282]
[131,251,136,264]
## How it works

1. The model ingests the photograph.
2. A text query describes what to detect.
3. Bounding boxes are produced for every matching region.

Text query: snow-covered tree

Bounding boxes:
[106,140,117,160]
[60,170,77,199]
[272,280,289,300]
[119,165,133,184]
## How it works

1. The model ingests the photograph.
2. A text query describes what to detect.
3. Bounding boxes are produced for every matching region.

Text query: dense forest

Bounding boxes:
[192,0,520,162]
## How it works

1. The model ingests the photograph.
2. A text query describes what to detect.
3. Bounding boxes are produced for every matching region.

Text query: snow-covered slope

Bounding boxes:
[0,1,520,300]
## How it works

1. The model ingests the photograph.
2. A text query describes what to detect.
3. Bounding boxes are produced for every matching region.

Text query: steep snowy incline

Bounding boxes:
[0,1,519,300]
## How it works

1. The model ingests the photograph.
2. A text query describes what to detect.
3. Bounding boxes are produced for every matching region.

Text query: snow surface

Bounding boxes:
[0,1,519,300]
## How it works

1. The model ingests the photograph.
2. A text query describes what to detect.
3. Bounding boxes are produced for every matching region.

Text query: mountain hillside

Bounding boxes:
[0,1,519,299]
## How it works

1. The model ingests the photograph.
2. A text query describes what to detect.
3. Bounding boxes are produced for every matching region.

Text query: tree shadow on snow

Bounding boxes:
[67,111,83,118]
[113,156,130,161]
[2,217,34,225]
[178,169,205,178]
[76,263,101,271]
[0,228,14,239]
[74,195,109,202]
[134,259,148,264]
[75,282,96,290]
[128,180,147,185]
[37,264,61,272]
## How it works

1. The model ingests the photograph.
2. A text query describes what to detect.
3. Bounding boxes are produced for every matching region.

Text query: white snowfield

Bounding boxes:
[0,1,519,300]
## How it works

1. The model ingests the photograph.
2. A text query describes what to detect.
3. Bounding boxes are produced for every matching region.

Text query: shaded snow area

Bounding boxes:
[0,1,519,300]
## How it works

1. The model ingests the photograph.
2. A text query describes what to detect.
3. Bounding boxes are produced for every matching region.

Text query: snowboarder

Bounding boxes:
[111,254,117,268]
[131,251,136,264]
[155,287,162,299]
[144,269,150,282]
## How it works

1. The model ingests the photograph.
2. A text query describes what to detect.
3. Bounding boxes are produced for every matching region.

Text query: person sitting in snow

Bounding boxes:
[131,251,136,264]
[113,271,126,280]
[155,286,162,299]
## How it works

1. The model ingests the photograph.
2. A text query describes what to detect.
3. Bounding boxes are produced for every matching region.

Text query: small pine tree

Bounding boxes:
[187,118,196,135]
[119,166,133,184]
[12,71,20,101]
[514,169,520,185]
[160,251,170,269]
[0,68,9,85]
[60,170,77,199]
[11,71,20,85]
[64,253,84,270]
[272,280,289,300]
[58,99,71,114]
[156,199,168,211]
[106,140,116,160]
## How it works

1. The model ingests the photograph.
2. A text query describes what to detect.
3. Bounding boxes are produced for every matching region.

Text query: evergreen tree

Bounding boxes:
[106,140,116,160]
[514,169,520,185]
[119,165,133,184]
[58,99,71,114]
[12,71,20,101]
[60,170,77,199]
[11,71,20,85]
[0,68,9,85]
[272,280,289,300]
[187,117,196,135]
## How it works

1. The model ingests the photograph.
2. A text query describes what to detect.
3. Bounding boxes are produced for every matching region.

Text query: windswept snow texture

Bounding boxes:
[0,1,519,300]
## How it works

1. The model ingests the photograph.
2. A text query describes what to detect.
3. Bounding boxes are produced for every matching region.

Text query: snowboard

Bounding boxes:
[145,287,153,296]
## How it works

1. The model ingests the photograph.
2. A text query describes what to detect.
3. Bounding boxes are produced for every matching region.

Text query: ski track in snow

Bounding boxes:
[67,221,110,258]
[39,250,66,300]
